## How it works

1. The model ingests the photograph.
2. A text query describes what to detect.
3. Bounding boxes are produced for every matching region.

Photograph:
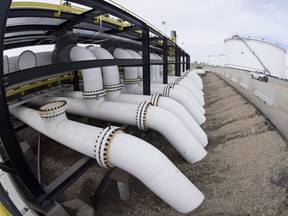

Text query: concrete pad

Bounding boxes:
[214,72,288,141]
[254,84,278,108]
[240,77,254,90]
[62,199,95,216]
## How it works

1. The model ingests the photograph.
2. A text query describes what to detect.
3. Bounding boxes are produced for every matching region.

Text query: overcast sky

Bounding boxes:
[113,0,288,63]
[10,0,288,65]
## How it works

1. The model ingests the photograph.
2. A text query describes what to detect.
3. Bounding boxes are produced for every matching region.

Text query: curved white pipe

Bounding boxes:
[87,47,207,145]
[173,84,205,114]
[70,46,103,93]
[10,101,204,213]
[32,96,207,163]
[114,48,205,123]
[186,70,203,89]
[162,86,206,125]
[126,49,143,79]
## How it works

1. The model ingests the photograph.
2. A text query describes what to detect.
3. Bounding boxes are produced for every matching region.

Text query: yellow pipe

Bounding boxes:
[11,2,85,14]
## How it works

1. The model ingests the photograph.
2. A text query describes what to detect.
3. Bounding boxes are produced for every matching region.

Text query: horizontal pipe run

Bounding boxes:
[10,103,204,213]
[31,96,207,164]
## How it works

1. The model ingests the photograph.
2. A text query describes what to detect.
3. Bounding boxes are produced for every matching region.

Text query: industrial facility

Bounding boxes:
[224,35,287,79]
[0,0,208,215]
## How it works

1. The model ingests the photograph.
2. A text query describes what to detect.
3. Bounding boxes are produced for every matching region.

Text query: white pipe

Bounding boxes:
[185,70,203,89]
[10,101,204,213]
[162,86,206,125]
[113,48,205,124]
[72,47,207,146]
[31,96,207,163]
[126,49,143,79]
[62,90,208,147]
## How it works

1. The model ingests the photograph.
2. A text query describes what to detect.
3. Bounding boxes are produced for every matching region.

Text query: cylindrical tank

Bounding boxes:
[224,35,286,79]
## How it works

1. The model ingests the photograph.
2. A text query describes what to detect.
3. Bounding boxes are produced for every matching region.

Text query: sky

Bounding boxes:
[112,0,288,64]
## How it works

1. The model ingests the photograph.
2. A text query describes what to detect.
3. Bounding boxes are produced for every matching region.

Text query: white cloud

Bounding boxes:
[115,0,288,63]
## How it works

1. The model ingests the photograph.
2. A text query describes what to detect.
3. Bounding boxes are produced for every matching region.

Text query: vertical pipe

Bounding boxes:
[162,37,168,84]
[142,24,150,95]
[0,0,52,211]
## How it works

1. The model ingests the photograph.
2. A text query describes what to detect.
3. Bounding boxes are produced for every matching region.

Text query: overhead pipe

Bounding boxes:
[113,48,206,125]
[79,47,207,146]
[45,45,207,163]
[9,100,204,213]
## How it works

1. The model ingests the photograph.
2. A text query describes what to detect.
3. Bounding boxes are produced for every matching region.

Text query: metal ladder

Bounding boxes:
[239,37,271,75]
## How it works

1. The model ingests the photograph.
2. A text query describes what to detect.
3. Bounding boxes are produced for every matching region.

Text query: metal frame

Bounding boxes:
[0,0,191,213]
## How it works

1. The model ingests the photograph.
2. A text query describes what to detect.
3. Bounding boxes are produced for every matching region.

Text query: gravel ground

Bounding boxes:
[17,72,288,215]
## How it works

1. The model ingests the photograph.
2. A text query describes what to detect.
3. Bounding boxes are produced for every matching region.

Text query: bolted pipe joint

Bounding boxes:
[82,89,107,100]
[136,101,151,131]
[150,93,161,106]
[95,126,123,168]
[39,100,67,119]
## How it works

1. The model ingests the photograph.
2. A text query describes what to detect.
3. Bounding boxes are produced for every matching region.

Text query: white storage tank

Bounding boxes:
[208,55,219,66]
[224,35,287,79]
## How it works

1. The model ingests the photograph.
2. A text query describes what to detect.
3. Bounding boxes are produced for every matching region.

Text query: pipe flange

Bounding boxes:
[172,79,179,85]
[104,83,123,90]
[39,100,67,118]
[150,93,162,106]
[163,85,173,97]
[82,89,106,99]
[123,78,139,84]
[3,55,9,74]
[94,126,123,168]
[136,101,151,131]
[17,50,37,70]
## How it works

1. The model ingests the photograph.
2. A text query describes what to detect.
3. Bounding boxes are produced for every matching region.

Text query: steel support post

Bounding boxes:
[73,70,80,91]
[0,1,53,211]
[162,38,168,84]
[186,54,190,70]
[142,25,150,95]
[175,46,180,76]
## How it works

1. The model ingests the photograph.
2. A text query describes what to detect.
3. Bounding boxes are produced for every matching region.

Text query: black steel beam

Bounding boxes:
[4,59,143,87]
[51,9,104,35]
[5,25,56,33]
[162,38,168,84]
[141,24,150,95]
[70,0,145,26]
[175,46,180,76]
[186,54,190,70]
[73,71,80,91]
[0,0,52,211]
[0,183,22,216]
[44,156,95,200]
[8,8,75,19]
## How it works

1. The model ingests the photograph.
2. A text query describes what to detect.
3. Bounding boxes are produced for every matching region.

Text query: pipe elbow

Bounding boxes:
[109,133,204,213]
[145,106,207,163]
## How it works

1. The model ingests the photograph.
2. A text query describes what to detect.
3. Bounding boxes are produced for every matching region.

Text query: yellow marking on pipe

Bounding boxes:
[11,2,85,14]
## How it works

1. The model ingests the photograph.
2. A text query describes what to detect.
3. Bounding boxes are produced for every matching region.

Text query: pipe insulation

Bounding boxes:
[86,46,207,146]
[9,100,204,213]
